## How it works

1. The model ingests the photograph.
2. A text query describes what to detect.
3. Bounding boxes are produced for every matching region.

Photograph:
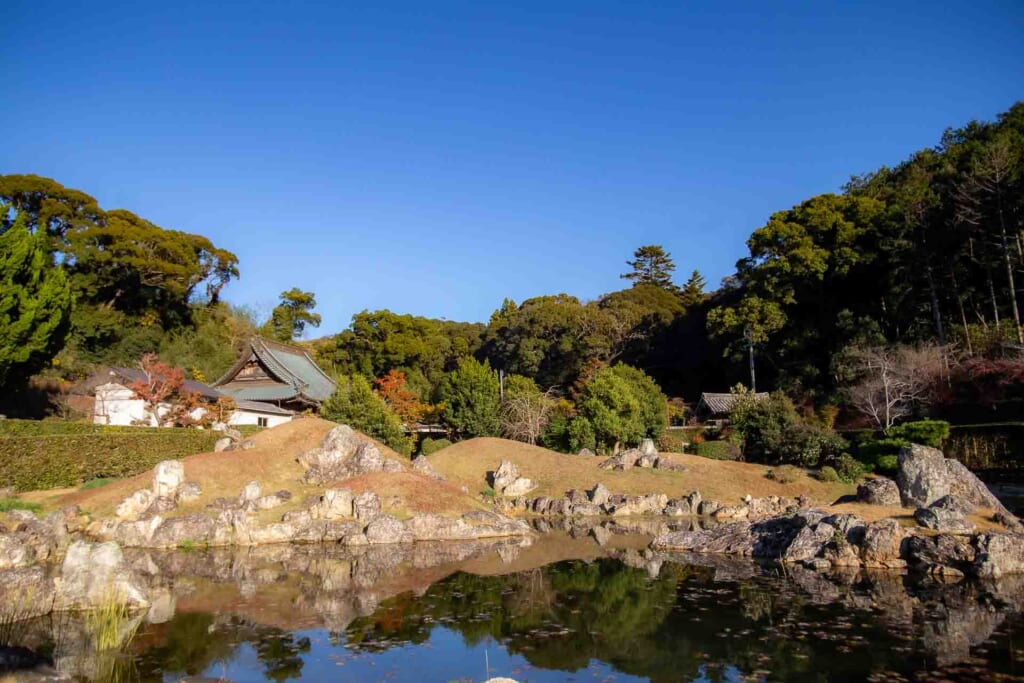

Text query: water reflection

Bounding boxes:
[4,530,1024,682]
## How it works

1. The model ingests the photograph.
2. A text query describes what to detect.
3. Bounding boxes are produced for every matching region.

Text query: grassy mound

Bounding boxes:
[427,437,856,505]
[28,418,483,521]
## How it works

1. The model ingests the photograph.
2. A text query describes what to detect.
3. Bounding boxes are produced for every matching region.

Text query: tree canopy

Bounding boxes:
[262,288,321,342]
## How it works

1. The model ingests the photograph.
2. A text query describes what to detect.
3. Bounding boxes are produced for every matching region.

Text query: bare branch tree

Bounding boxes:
[500,388,556,445]
[848,345,946,429]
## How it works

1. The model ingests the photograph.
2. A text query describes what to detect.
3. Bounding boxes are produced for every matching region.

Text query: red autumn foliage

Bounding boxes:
[374,369,426,425]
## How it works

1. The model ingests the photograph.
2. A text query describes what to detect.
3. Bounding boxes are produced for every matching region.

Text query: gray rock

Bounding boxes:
[636,453,658,468]
[640,438,658,456]
[353,491,382,521]
[663,498,692,516]
[501,476,538,497]
[697,499,721,516]
[783,523,835,563]
[904,534,977,574]
[152,460,185,498]
[315,488,354,519]
[145,496,178,517]
[176,481,202,503]
[571,502,602,516]
[255,492,290,510]
[365,515,413,544]
[931,494,975,515]
[411,455,445,480]
[0,534,35,569]
[56,540,149,609]
[897,444,1016,523]
[598,448,642,470]
[239,480,261,503]
[588,483,611,506]
[214,437,234,452]
[240,438,257,450]
[491,460,521,492]
[577,448,595,457]
[914,506,974,532]
[654,456,686,472]
[974,533,1024,578]
[857,477,901,506]
[150,514,218,548]
[860,518,907,569]
[116,489,155,520]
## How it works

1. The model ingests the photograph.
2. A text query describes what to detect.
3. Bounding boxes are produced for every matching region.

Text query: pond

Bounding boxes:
[4,526,1024,682]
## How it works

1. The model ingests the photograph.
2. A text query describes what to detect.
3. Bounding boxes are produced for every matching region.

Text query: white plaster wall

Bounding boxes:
[228,410,292,428]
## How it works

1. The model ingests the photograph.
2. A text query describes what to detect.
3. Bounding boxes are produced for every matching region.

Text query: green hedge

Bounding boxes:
[693,440,741,461]
[0,431,221,491]
[0,419,169,437]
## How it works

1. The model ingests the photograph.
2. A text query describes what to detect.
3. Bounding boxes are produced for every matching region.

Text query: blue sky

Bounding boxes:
[4,1,1022,335]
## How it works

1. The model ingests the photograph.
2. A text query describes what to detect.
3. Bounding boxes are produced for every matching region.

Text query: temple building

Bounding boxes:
[213,338,337,413]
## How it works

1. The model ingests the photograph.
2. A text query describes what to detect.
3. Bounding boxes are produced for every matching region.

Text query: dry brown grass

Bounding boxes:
[37,418,483,521]
[428,437,855,505]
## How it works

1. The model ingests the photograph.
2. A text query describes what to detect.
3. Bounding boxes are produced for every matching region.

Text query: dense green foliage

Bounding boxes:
[321,374,412,455]
[560,364,668,453]
[438,357,501,438]
[887,419,950,448]
[693,440,741,460]
[261,288,321,342]
[729,392,849,467]
[417,437,452,456]
[0,218,72,388]
[0,174,242,397]
[0,430,220,490]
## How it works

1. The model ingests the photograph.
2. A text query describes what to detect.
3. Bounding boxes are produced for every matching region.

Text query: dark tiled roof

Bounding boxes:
[214,338,336,405]
[235,400,294,416]
[73,367,224,400]
[698,392,769,415]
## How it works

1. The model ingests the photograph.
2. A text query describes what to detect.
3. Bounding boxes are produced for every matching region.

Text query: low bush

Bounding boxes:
[886,420,950,448]
[832,454,868,483]
[815,466,840,482]
[0,419,158,437]
[694,440,741,461]
[766,464,802,484]
[0,431,221,491]
[419,437,453,457]
[658,429,696,453]
[875,454,899,474]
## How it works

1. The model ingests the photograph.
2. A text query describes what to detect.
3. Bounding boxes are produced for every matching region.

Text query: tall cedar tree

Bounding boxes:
[0,217,72,388]
[621,245,677,290]
[263,288,322,342]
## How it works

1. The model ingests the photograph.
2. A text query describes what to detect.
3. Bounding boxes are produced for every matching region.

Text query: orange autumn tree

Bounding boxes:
[374,369,427,426]
[129,353,233,426]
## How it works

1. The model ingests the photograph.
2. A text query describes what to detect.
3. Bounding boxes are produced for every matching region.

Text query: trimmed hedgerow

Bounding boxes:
[0,431,220,491]
[693,440,742,461]
[0,419,157,437]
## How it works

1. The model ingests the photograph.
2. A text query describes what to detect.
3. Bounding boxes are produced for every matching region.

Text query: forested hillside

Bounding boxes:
[2,102,1022,429]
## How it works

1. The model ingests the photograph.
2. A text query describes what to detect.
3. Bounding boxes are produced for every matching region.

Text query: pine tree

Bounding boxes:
[621,245,677,290]
[0,217,72,388]
[680,270,707,307]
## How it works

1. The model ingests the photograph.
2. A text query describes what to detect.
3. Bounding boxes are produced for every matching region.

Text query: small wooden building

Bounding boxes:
[695,392,769,423]
[213,338,337,413]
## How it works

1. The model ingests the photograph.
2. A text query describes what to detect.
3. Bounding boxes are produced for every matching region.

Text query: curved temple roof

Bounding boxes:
[214,338,336,405]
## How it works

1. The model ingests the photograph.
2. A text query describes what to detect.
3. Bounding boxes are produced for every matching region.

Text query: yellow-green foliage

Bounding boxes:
[0,430,219,491]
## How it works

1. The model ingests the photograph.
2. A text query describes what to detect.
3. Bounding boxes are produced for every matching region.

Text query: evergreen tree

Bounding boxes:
[621,245,677,290]
[439,357,501,437]
[0,217,72,388]
[263,288,321,342]
[679,270,707,307]
[321,374,412,455]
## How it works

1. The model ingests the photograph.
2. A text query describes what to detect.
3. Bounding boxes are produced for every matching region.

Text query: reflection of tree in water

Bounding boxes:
[133,612,309,682]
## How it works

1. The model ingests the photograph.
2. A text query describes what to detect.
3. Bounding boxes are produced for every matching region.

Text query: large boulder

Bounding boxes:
[598,449,642,471]
[315,489,354,519]
[857,477,901,506]
[365,516,413,544]
[152,460,186,498]
[974,533,1024,578]
[150,514,218,548]
[298,425,399,483]
[353,491,382,521]
[116,489,156,520]
[588,483,611,507]
[56,541,149,609]
[860,518,907,569]
[0,534,35,569]
[490,460,537,497]
[411,455,445,481]
[640,438,658,456]
[897,444,1016,522]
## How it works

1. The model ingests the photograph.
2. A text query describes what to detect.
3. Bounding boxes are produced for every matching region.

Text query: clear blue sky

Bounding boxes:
[4,1,1022,335]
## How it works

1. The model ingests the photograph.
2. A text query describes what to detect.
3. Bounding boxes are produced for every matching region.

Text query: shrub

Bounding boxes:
[766,465,802,484]
[875,454,898,474]
[832,454,867,483]
[886,420,950,448]
[0,431,220,491]
[694,440,741,461]
[322,374,412,455]
[815,466,840,483]
[729,392,848,467]
[418,437,452,456]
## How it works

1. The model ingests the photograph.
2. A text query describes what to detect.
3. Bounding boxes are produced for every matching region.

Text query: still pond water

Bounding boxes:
[8,527,1024,682]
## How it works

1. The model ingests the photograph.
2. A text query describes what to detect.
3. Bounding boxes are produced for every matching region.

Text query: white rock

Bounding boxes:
[152,461,186,498]
[116,489,156,520]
